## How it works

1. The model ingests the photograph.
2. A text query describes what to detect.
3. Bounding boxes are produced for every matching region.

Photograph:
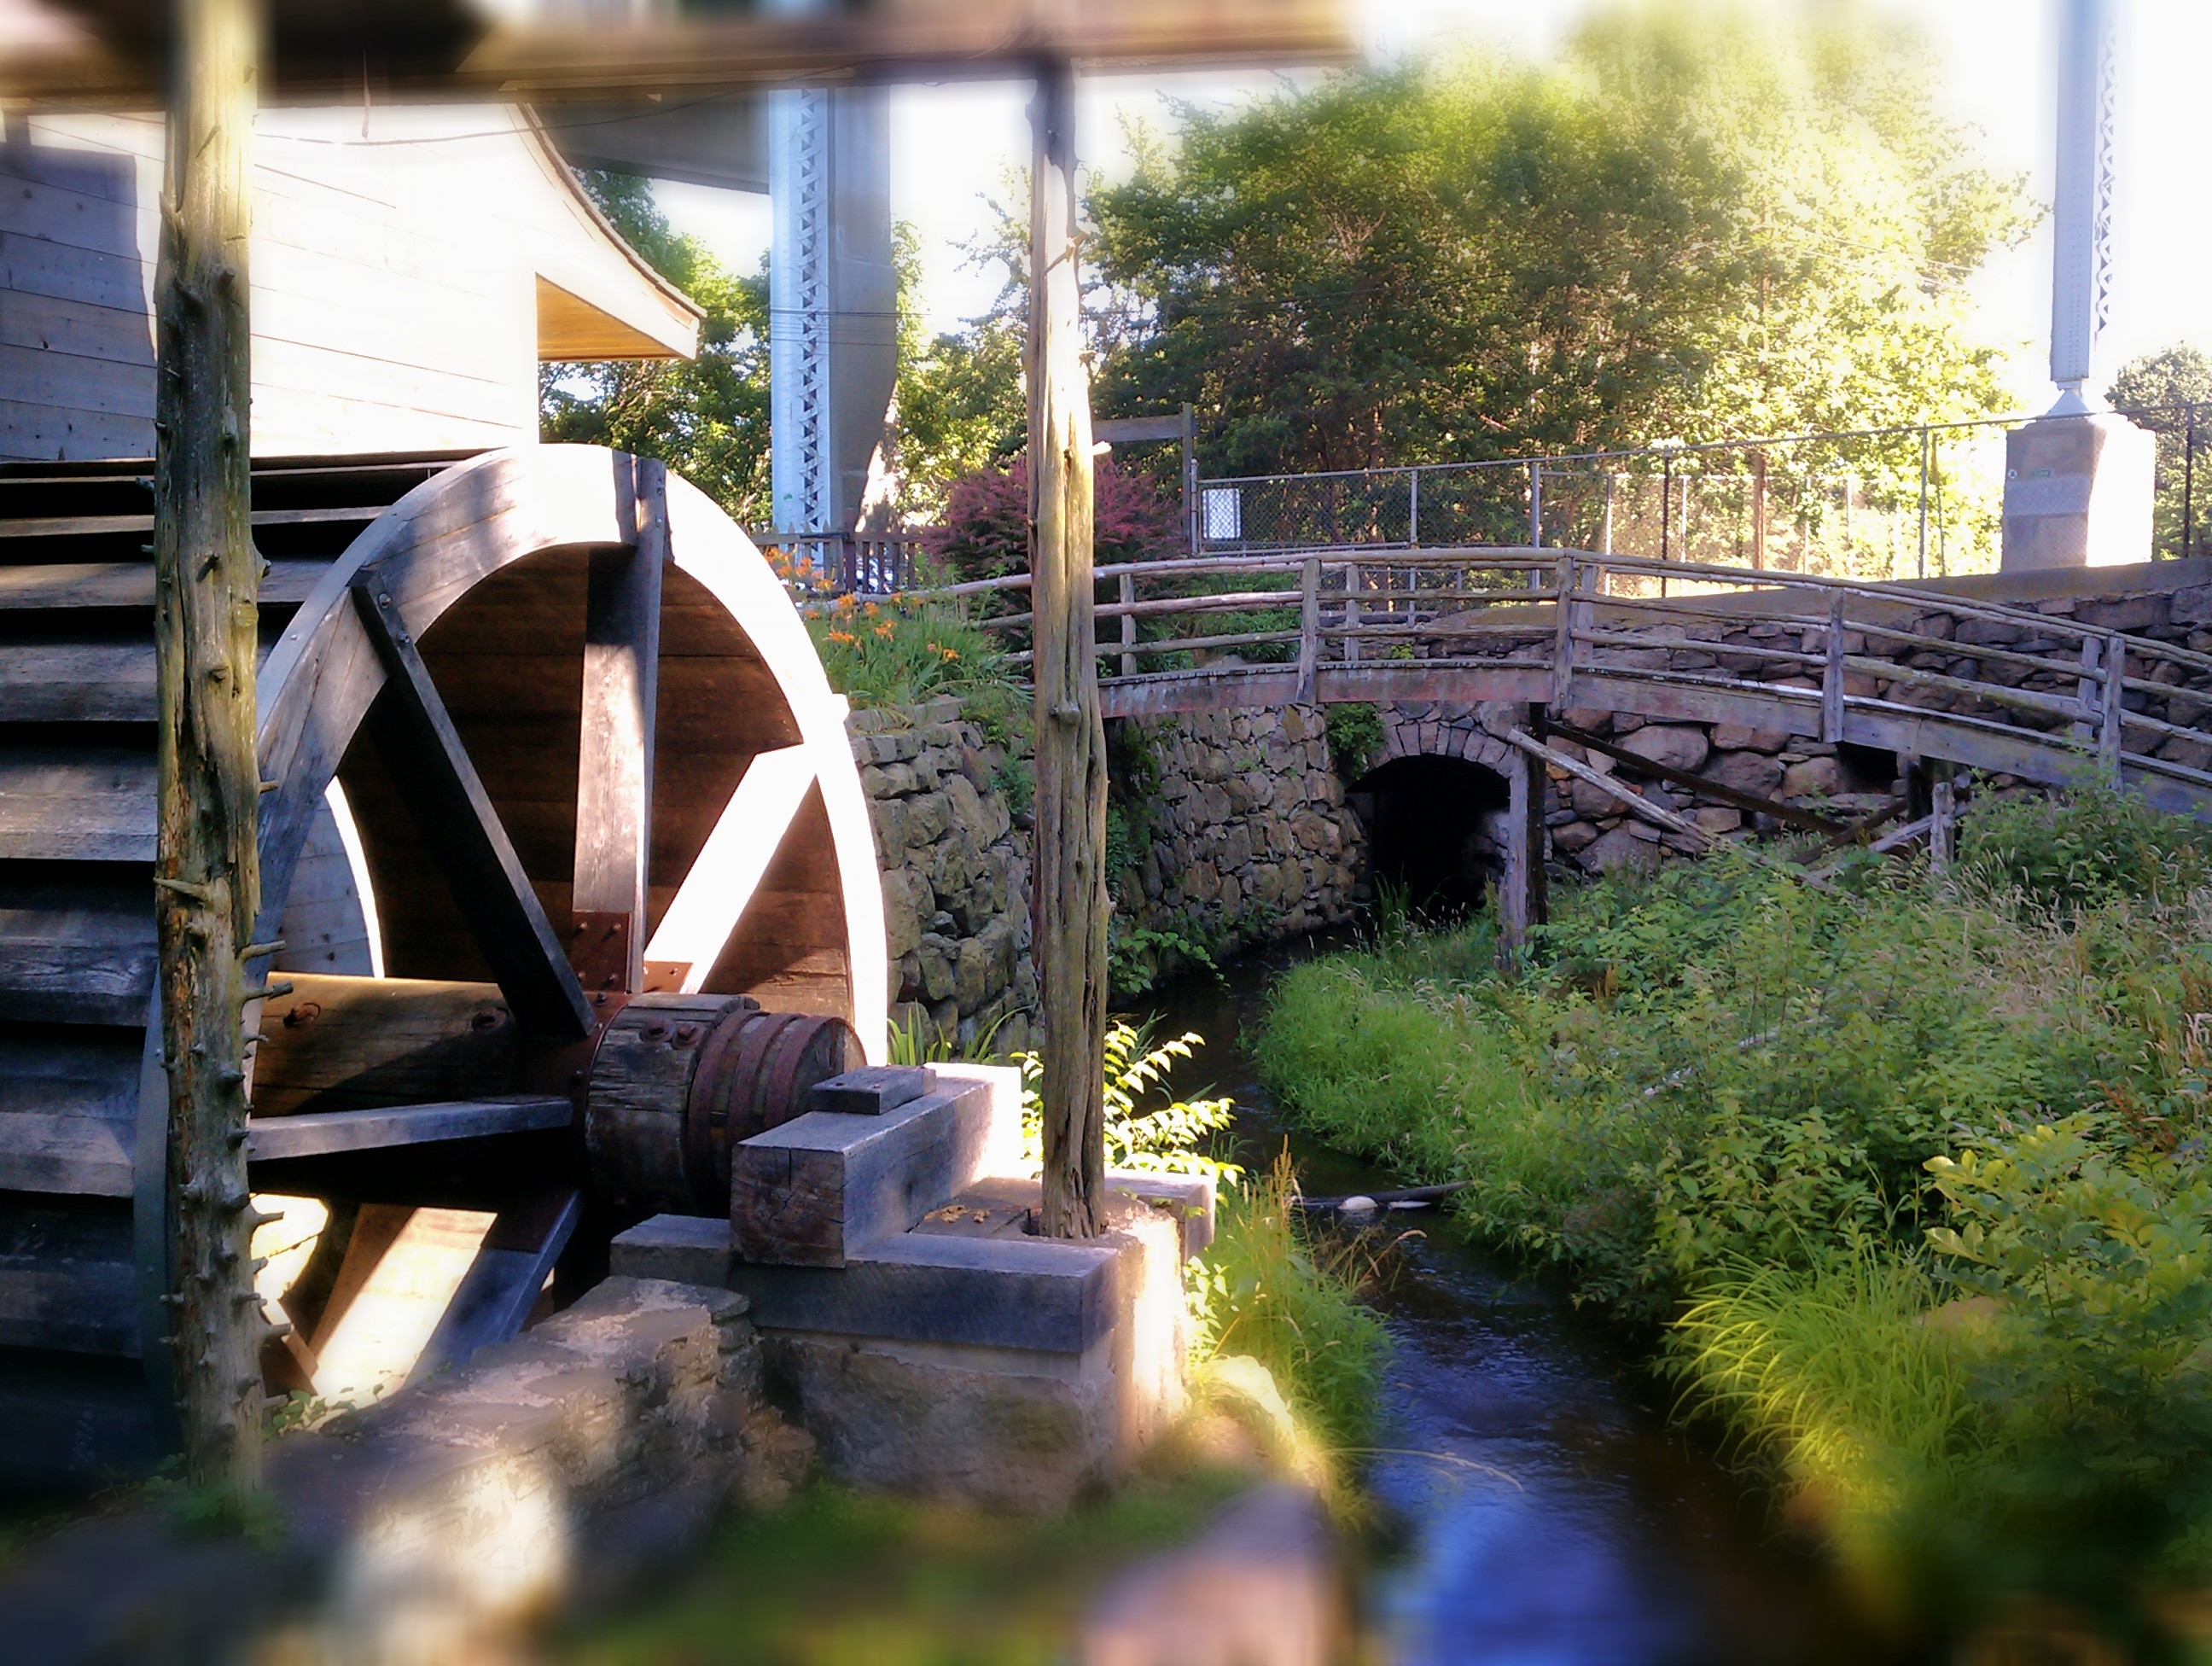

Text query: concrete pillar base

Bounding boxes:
[2001,408,2157,572]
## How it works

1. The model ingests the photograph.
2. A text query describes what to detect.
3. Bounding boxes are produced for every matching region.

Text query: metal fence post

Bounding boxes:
[1528,459,1542,547]
[1661,451,1673,563]
[1407,469,1419,547]
[1917,427,1931,580]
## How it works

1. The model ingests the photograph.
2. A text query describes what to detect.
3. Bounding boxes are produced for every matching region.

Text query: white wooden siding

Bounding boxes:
[0,105,690,463]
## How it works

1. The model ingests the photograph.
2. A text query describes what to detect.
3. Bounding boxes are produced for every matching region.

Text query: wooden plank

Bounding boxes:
[806,1065,929,1117]
[1537,716,1848,835]
[243,1094,572,1162]
[0,556,329,610]
[249,975,518,1119]
[0,1114,133,1197]
[569,457,667,994]
[0,745,153,861]
[729,1075,1005,1268]
[0,643,154,720]
[408,1189,582,1384]
[0,875,156,1022]
[350,577,593,1040]
[0,1259,138,1355]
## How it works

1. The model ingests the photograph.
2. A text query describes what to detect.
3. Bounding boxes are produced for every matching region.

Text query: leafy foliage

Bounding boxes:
[799,587,1028,745]
[1959,778,2212,916]
[924,456,1185,590]
[540,173,773,524]
[1018,1022,1239,1184]
[1090,3,2025,491]
[1323,702,1384,781]
[2107,344,2212,562]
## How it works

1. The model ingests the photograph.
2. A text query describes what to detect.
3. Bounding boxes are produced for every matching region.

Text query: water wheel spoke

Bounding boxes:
[347,575,593,1040]
[569,456,667,995]
[642,743,818,994]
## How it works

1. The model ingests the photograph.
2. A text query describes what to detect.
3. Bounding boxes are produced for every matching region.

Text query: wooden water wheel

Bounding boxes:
[0,445,885,1482]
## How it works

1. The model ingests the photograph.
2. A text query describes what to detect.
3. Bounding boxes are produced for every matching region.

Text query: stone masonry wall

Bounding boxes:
[1118,704,1368,953]
[850,697,1037,1055]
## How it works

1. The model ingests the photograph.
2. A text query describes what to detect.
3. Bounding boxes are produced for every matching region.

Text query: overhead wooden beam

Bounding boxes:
[570,456,667,996]
[349,577,595,1040]
[1,0,1357,106]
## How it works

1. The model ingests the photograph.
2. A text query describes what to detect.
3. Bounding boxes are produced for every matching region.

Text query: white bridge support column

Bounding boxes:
[2003,0,2155,572]
[768,73,898,551]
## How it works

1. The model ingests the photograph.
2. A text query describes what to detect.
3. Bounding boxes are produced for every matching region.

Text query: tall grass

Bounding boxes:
[1251,787,2212,1640]
[1188,1150,1391,1456]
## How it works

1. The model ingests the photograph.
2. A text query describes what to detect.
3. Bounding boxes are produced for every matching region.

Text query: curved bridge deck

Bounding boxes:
[934,547,2212,821]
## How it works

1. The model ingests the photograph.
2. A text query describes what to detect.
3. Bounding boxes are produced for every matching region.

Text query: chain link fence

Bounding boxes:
[1196,403,2212,582]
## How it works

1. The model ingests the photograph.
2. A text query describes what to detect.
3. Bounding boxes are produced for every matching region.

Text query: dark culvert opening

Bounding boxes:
[1348,754,1512,918]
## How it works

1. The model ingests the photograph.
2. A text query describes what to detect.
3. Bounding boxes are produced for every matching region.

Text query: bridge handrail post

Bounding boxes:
[1344,560,1361,665]
[1118,572,1136,679]
[2101,633,2126,769]
[1551,552,1579,708]
[2074,635,2102,749]
[1821,591,1846,743]
[1297,556,1320,701]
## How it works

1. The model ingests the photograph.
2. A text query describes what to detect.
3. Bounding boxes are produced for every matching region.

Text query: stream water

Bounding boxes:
[1140,946,1908,1666]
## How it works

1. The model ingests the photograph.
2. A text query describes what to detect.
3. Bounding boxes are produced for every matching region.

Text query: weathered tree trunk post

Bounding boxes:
[1027,58,1107,1238]
[154,0,266,1490]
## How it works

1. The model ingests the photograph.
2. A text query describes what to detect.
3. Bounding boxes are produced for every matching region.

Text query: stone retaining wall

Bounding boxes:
[850,698,1037,1054]
[1117,706,1368,954]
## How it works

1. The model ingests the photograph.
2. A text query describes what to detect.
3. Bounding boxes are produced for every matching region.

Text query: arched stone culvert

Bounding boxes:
[1348,751,1513,917]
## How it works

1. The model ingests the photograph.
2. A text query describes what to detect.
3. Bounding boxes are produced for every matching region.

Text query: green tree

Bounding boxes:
[883,224,1027,520]
[541,172,773,525]
[2108,344,2212,559]
[1089,1,2029,493]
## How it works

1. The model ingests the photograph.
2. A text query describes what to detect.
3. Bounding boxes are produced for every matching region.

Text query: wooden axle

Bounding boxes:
[251,974,859,1217]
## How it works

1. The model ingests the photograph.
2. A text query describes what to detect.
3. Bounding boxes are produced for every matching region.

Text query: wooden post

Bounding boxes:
[1118,571,1135,679]
[1750,447,1767,571]
[2101,634,2126,771]
[1550,553,1578,709]
[1296,556,1319,700]
[1821,591,1845,744]
[1027,59,1107,1240]
[154,0,265,1491]
[1930,772,1955,874]
[1499,712,1547,968]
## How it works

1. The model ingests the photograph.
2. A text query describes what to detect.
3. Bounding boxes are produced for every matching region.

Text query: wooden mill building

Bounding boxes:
[2,102,700,458]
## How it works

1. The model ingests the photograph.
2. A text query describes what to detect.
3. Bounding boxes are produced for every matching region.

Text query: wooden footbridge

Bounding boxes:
[934,547,2212,822]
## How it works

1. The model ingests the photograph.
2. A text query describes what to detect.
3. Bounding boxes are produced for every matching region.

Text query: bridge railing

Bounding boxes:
[918,545,2212,813]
